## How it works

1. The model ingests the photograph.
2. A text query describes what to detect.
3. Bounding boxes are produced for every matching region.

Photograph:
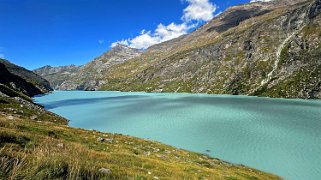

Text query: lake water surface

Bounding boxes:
[34,91,321,180]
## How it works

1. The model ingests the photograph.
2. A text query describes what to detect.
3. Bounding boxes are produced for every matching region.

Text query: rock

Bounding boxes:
[144,151,151,156]
[148,171,152,175]
[97,137,113,143]
[57,143,64,148]
[7,116,14,120]
[105,138,113,143]
[30,115,38,120]
[0,91,9,97]
[154,148,160,153]
[308,0,321,19]
[97,137,104,142]
[153,176,159,180]
[99,168,112,175]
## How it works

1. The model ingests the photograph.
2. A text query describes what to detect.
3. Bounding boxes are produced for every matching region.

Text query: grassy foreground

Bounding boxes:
[0,96,280,179]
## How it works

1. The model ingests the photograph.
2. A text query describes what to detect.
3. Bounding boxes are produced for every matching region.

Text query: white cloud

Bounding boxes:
[156,23,189,41]
[111,0,217,49]
[128,31,160,49]
[113,23,190,49]
[250,0,273,2]
[182,0,217,22]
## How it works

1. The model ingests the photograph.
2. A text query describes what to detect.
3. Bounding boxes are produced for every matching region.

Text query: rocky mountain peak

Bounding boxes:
[111,43,136,51]
[33,43,143,91]
[95,44,142,63]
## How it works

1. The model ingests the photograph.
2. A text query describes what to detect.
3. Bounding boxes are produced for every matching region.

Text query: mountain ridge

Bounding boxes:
[0,59,52,96]
[100,0,321,99]
[34,0,321,99]
[34,44,142,90]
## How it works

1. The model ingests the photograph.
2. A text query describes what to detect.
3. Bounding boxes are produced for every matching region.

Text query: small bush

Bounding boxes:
[0,132,30,147]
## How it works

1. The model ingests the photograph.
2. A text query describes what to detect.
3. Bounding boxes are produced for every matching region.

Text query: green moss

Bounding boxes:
[261,64,321,98]
[224,56,233,62]
[279,43,290,65]
[261,47,271,53]
[256,60,272,78]
[235,51,245,59]
[302,24,320,38]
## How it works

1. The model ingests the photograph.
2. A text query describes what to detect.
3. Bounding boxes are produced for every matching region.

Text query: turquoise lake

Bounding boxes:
[34,91,321,180]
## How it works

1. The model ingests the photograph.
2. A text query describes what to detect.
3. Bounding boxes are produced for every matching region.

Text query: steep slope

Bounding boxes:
[34,65,81,90]
[100,0,321,99]
[1,60,279,179]
[0,59,52,96]
[34,44,142,90]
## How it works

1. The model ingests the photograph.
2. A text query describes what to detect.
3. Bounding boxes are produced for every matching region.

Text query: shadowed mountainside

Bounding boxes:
[0,59,52,97]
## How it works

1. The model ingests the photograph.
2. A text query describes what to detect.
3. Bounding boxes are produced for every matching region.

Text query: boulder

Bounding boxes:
[99,168,112,175]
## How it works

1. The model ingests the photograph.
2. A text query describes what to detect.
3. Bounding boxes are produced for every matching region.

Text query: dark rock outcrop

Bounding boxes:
[0,61,45,97]
[308,0,321,18]
[0,59,52,94]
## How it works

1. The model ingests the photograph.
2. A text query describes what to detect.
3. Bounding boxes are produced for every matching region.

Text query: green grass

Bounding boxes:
[0,95,281,179]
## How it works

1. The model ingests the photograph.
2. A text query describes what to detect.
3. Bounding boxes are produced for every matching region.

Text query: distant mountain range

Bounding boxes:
[34,0,321,99]
[34,44,142,90]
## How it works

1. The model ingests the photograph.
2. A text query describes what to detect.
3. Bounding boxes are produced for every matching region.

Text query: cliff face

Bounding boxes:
[0,59,52,97]
[34,44,142,90]
[33,65,81,90]
[100,0,321,99]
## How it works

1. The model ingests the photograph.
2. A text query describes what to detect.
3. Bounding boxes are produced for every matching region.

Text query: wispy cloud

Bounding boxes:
[182,0,217,22]
[111,0,217,49]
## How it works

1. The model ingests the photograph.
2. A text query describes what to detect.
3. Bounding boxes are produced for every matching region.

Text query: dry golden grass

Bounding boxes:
[0,96,281,179]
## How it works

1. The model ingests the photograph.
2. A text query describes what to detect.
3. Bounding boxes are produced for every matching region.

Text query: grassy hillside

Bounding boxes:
[0,93,280,179]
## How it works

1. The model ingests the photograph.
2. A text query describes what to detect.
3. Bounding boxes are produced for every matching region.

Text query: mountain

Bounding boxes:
[33,64,81,90]
[0,58,52,97]
[34,44,142,90]
[34,0,321,99]
[100,0,321,99]
[1,61,279,179]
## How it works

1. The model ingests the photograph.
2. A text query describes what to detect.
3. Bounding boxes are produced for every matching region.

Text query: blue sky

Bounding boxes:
[0,0,252,70]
